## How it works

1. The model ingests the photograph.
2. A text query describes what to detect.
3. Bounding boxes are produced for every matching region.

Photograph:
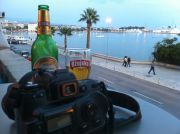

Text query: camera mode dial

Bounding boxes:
[82,103,96,120]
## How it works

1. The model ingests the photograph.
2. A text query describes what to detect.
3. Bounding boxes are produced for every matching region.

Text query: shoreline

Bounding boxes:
[3,28,180,35]
[58,46,180,70]
[92,53,180,70]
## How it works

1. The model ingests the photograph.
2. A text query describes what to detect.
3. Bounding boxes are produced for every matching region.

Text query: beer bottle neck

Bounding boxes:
[37,9,51,35]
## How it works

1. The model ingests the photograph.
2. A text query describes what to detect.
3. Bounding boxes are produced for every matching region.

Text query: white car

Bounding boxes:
[20,51,29,58]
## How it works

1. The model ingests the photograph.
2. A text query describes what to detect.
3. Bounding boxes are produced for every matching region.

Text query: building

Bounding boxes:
[16,23,25,28]
[28,23,37,32]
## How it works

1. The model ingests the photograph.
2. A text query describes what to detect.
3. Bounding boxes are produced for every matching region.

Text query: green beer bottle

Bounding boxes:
[31,5,58,71]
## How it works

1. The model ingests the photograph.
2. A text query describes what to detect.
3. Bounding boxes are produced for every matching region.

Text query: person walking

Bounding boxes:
[122,56,128,67]
[148,60,156,75]
[127,57,131,67]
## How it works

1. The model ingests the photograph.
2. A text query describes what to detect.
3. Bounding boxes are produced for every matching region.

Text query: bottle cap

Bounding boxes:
[38,5,49,10]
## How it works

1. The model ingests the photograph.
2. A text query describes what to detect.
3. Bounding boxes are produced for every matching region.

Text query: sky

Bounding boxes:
[0,0,180,28]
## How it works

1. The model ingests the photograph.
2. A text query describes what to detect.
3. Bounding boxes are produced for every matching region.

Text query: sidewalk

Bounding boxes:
[92,56,180,91]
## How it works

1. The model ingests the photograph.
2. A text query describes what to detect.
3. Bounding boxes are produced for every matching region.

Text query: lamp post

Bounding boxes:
[105,17,112,63]
[0,11,9,49]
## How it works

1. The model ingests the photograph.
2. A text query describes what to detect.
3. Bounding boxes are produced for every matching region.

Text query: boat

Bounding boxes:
[96,35,105,38]
[6,35,31,44]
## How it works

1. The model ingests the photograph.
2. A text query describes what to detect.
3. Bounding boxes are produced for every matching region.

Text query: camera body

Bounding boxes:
[15,70,110,134]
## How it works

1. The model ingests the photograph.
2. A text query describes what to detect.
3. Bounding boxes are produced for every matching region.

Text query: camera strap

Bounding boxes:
[104,90,142,134]
[107,90,142,125]
[97,82,142,134]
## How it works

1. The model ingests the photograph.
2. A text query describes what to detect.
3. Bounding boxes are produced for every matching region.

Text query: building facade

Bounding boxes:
[28,23,37,32]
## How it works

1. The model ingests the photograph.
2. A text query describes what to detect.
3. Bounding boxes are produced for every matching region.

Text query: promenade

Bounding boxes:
[92,54,180,91]
[1,44,180,92]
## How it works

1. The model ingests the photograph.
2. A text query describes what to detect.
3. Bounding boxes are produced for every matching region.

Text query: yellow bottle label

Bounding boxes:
[33,57,58,71]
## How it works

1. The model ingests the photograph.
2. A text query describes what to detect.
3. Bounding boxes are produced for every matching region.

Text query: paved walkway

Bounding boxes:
[92,56,180,91]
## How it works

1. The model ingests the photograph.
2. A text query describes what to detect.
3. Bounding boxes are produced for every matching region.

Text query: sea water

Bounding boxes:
[53,32,179,61]
[12,31,180,61]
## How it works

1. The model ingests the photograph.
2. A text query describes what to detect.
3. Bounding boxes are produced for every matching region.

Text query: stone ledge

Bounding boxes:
[0,49,31,82]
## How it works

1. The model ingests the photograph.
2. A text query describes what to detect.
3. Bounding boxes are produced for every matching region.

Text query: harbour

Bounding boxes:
[5,31,180,61]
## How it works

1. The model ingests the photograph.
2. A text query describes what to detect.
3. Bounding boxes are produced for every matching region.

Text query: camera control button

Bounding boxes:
[86,103,96,118]
[34,122,45,133]
[94,118,101,126]
[79,122,88,133]
[80,85,87,92]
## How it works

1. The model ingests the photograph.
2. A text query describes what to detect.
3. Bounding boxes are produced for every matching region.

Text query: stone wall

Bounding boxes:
[0,49,31,82]
[0,60,14,82]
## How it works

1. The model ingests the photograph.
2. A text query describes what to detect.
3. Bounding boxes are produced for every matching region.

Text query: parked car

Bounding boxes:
[10,46,16,50]
[20,51,29,58]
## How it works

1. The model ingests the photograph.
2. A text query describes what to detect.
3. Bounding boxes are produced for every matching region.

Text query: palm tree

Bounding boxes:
[58,27,72,51]
[51,27,56,35]
[79,8,99,48]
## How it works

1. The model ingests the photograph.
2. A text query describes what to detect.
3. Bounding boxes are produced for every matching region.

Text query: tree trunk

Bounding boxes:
[64,35,67,51]
[87,25,91,48]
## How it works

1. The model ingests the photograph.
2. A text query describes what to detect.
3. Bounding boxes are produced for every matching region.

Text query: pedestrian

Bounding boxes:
[122,56,128,67]
[148,60,156,75]
[127,57,131,67]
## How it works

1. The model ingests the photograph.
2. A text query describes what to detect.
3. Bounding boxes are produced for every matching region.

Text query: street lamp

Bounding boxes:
[0,11,9,49]
[105,17,112,63]
[105,17,112,25]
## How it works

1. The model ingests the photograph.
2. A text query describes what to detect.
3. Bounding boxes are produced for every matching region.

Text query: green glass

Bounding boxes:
[38,5,49,10]
[31,5,58,71]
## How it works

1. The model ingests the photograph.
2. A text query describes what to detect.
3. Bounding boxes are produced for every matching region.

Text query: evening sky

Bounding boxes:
[0,0,180,28]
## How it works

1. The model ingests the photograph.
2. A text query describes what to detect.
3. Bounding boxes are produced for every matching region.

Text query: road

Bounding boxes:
[90,64,180,120]
[12,44,180,119]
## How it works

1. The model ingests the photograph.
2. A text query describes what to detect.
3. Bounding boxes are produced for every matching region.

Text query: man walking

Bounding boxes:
[122,56,128,67]
[148,60,156,75]
[127,57,131,67]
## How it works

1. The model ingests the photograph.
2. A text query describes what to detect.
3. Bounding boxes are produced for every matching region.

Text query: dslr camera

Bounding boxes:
[2,69,111,134]
[2,69,142,134]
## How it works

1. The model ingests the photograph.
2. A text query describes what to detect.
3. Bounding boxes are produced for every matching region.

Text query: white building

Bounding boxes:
[28,23,37,32]
[169,28,180,34]
[16,23,25,28]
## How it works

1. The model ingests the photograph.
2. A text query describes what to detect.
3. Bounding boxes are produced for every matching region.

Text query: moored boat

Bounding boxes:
[6,35,31,44]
